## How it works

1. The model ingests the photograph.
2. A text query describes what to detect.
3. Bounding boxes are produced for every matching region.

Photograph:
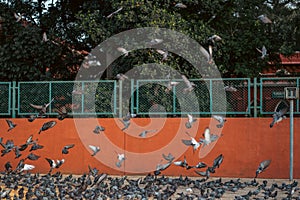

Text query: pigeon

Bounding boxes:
[182,132,201,152]
[182,75,196,93]
[165,80,180,93]
[88,145,100,156]
[116,153,125,168]
[207,34,222,63]
[212,154,224,169]
[38,121,57,134]
[185,114,197,129]
[270,103,288,128]
[29,98,54,117]
[255,160,271,178]
[200,127,221,146]
[45,158,65,172]
[192,162,207,169]
[117,47,129,56]
[162,153,175,162]
[62,144,75,154]
[194,169,210,179]
[175,3,187,8]
[93,125,105,134]
[29,142,44,151]
[224,86,237,92]
[256,46,268,59]
[14,12,22,22]
[212,115,227,128]
[4,161,12,172]
[26,153,40,161]
[173,156,191,169]
[154,161,172,176]
[106,7,123,18]
[20,164,35,172]
[28,114,37,122]
[257,14,272,23]
[139,129,157,138]
[14,146,22,158]
[122,112,136,122]
[119,118,131,131]
[56,106,68,120]
[6,119,17,131]
[156,49,168,61]
[116,73,129,81]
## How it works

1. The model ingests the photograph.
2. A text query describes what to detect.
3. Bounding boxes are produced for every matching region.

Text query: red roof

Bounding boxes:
[279,52,300,64]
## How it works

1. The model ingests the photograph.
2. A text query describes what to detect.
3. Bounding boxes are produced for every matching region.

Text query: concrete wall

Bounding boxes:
[0,118,298,178]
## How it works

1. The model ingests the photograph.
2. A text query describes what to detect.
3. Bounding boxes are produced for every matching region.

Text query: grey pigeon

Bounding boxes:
[224,85,237,92]
[29,98,54,117]
[212,115,227,128]
[88,145,100,156]
[270,102,288,128]
[117,47,129,56]
[162,153,175,162]
[26,153,40,161]
[200,127,221,146]
[256,46,268,59]
[182,75,196,93]
[38,121,57,134]
[4,161,12,172]
[62,144,75,154]
[156,49,168,61]
[212,154,224,169]
[93,125,105,134]
[6,119,17,131]
[115,153,125,168]
[185,114,197,128]
[119,118,131,131]
[154,161,172,176]
[182,132,201,152]
[57,106,68,120]
[255,160,271,178]
[139,129,157,138]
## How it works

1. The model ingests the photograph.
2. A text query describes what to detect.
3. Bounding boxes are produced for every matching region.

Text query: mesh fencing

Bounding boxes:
[0,82,11,115]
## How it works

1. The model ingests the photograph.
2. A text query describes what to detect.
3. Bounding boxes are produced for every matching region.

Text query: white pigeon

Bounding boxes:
[181,132,201,152]
[200,127,220,146]
[185,114,197,129]
[88,145,100,156]
[116,153,125,168]
[20,164,35,172]
[175,3,187,8]
[117,47,129,56]
[212,115,227,128]
[182,75,196,93]
[256,46,268,59]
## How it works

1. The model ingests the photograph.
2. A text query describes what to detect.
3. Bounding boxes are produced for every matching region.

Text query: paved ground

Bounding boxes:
[1,173,299,199]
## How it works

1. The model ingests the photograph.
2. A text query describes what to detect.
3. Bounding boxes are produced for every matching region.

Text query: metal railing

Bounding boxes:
[1,77,299,118]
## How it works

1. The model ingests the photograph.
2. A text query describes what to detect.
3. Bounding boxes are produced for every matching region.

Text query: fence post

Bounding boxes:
[11,81,17,118]
[253,78,257,118]
[118,80,123,118]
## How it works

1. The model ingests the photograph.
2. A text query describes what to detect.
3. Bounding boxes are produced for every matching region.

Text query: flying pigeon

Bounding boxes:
[26,153,40,161]
[45,158,65,172]
[212,115,227,128]
[93,125,105,134]
[255,160,271,178]
[174,3,187,8]
[257,14,272,23]
[256,46,268,59]
[14,146,22,159]
[156,49,168,61]
[207,34,222,63]
[185,114,197,129]
[6,119,17,131]
[88,145,100,156]
[195,168,210,179]
[38,121,57,134]
[212,154,224,169]
[173,156,190,169]
[165,80,180,93]
[56,106,68,120]
[182,75,196,93]
[62,144,75,154]
[116,73,129,81]
[154,161,172,176]
[199,127,221,146]
[106,7,123,18]
[270,102,288,128]
[29,142,44,151]
[162,153,175,162]
[139,129,157,138]
[117,47,129,56]
[20,164,35,172]
[182,132,201,152]
[4,161,12,172]
[14,12,22,22]
[192,162,207,169]
[119,118,131,131]
[29,98,54,117]
[116,153,125,168]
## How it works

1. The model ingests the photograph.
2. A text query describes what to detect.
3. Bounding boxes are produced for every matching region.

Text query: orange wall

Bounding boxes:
[0,118,299,179]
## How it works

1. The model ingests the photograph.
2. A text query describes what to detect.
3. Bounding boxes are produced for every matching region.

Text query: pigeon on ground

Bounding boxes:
[38,121,57,134]
[255,160,271,178]
[116,153,125,168]
[212,115,227,128]
[93,125,105,134]
[256,46,268,59]
[28,114,37,122]
[182,132,201,152]
[29,98,54,117]
[106,7,123,18]
[6,119,17,131]
[270,102,288,128]
[62,144,75,154]
[88,145,100,156]
[185,114,197,129]
[200,127,221,146]
[257,14,272,23]
[182,75,196,93]
[139,129,157,138]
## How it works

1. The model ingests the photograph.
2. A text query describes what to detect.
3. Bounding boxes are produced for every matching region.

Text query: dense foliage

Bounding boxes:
[0,0,299,80]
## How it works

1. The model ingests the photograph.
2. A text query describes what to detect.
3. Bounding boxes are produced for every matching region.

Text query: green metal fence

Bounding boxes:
[2,78,299,117]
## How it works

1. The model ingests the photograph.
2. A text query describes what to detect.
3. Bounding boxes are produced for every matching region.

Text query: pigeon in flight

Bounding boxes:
[20,164,35,172]
[182,75,196,93]
[139,129,157,138]
[45,158,65,172]
[182,132,201,152]
[154,161,172,176]
[38,121,57,134]
[4,161,12,172]
[117,47,129,56]
[185,114,197,129]
[88,145,100,156]
[115,152,125,168]
[255,159,271,178]
[174,3,187,8]
[165,80,180,93]
[56,106,68,120]
[106,7,123,18]
[212,154,224,169]
[256,46,268,59]
[62,144,75,154]
[207,34,222,63]
[6,119,17,131]
[156,49,168,61]
[29,98,54,117]
[26,153,40,161]
[116,73,129,81]
[270,102,288,128]
[162,153,175,162]
[257,14,272,23]
[212,115,227,128]
[199,127,221,146]
[93,125,105,134]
